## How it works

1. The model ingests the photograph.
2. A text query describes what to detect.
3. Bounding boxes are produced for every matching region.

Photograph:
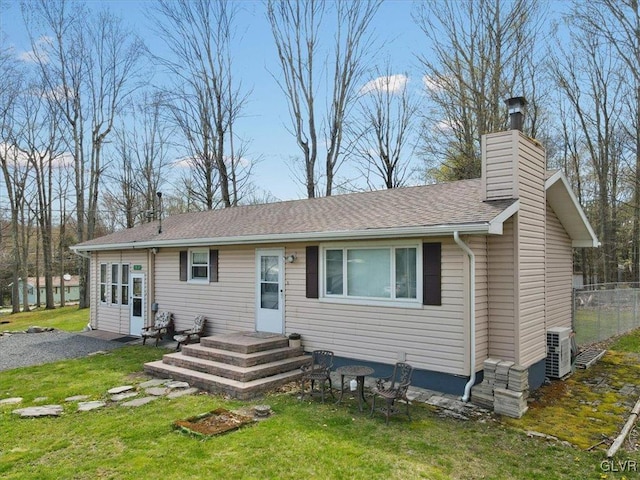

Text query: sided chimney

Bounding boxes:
[505,96,527,131]
[482,95,544,202]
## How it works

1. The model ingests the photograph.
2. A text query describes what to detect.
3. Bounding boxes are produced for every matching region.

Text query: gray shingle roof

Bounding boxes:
[74,179,516,250]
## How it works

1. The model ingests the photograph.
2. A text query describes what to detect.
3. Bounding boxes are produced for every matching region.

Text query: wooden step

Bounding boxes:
[182,344,304,367]
[144,361,303,400]
[161,352,309,382]
[201,332,288,354]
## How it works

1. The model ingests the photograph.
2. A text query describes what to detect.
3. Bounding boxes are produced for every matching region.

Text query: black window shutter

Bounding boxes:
[423,243,442,306]
[209,249,219,282]
[179,251,188,281]
[306,246,319,299]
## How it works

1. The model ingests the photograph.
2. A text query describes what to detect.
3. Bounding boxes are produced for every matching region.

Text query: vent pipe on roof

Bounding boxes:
[157,191,163,234]
[505,96,527,131]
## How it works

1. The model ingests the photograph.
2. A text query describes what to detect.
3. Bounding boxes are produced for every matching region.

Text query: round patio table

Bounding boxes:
[335,365,375,412]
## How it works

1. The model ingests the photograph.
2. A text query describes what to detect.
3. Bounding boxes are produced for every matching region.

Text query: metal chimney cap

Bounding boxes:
[505,96,527,114]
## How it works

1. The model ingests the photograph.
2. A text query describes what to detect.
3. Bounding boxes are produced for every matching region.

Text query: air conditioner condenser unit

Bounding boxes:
[546,327,572,378]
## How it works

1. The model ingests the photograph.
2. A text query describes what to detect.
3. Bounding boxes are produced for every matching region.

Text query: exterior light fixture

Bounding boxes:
[285,253,297,263]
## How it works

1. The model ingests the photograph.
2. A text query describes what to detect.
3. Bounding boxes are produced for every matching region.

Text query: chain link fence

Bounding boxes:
[573,283,640,346]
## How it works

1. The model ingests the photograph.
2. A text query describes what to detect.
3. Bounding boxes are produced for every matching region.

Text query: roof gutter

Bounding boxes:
[454,231,476,402]
[71,248,91,260]
[70,222,497,253]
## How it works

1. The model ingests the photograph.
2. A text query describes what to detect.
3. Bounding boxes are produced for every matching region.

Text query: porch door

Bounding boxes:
[130,273,145,336]
[255,249,284,333]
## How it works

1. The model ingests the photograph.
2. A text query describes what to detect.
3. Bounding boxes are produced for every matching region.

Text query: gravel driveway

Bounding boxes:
[0,331,124,371]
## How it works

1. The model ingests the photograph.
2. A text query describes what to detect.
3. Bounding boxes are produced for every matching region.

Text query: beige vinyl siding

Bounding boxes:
[515,134,547,367]
[469,236,489,371]
[93,251,148,335]
[90,253,98,328]
[153,246,256,336]
[286,238,468,375]
[546,203,573,329]
[482,131,518,201]
[94,238,469,375]
[487,216,517,361]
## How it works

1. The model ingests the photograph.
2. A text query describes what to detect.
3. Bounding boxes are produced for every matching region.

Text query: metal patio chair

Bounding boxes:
[370,362,413,424]
[300,350,335,403]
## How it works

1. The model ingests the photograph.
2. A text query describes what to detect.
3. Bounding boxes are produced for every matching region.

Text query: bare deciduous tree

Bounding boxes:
[105,94,172,229]
[153,0,252,210]
[20,79,64,309]
[573,0,640,282]
[348,67,419,189]
[24,0,145,307]
[550,22,625,283]
[0,47,33,313]
[414,0,546,181]
[267,0,381,197]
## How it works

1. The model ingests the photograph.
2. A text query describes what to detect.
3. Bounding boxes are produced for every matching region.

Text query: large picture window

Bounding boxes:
[323,244,419,302]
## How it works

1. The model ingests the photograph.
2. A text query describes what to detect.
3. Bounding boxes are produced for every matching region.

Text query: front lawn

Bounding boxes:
[0,306,89,332]
[0,346,628,479]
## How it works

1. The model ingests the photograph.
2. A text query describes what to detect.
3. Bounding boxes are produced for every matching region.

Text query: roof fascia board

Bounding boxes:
[487,200,519,234]
[545,171,600,247]
[70,223,495,252]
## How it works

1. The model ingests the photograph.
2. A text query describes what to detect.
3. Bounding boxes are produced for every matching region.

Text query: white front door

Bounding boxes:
[130,273,145,336]
[255,249,284,333]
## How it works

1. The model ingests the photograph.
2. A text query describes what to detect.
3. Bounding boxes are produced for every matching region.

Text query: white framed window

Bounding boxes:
[322,243,421,305]
[100,264,107,303]
[111,264,119,304]
[121,264,130,305]
[189,249,209,283]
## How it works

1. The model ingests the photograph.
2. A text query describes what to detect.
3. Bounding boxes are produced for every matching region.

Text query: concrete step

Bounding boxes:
[144,361,303,400]
[182,344,304,367]
[161,352,309,382]
[201,332,288,354]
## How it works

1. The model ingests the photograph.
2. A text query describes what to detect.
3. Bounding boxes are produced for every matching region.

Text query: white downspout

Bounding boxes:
[454,231,476,402]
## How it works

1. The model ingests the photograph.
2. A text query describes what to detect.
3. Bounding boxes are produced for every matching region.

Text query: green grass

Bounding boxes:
[0,306,89,332]
[0,347,632,479]
[574,307,640,346]
[609,327,640,352]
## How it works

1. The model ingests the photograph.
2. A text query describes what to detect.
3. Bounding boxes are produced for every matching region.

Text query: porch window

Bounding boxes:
[189,249,209,282]
[121,264,129,305]
[323,244,419,303]
[111,264,119,304]
[100,264,107,303]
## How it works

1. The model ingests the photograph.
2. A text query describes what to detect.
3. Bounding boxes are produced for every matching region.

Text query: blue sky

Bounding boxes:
[2,0,427,201]
[2,1,569,202]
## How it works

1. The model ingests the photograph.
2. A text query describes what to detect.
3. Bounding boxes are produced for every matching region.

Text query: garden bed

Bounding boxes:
[174,408,254,437]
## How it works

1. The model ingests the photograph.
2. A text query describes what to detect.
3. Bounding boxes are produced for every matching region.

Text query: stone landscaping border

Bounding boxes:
[0,325,56,336]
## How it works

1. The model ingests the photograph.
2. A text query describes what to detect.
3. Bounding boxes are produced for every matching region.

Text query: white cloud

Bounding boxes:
[18,50,40,63]
[0,143,27,165]
[0,143,73,168]
[360,74,408,95]
[18,36,52,64]
[422,75,442,92]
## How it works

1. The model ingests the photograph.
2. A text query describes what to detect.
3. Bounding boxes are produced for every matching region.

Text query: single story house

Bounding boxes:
[11,275,80,306]
[71,127,598,397]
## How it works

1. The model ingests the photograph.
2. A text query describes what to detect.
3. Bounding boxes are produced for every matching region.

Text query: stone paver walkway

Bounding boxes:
[8,378,199,418]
